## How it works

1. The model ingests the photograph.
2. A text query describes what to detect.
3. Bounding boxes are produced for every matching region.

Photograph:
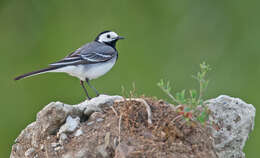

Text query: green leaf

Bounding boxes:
[175,89,186,104]
[158,62,211,125]
[185,117,190,122]
[181,89,186,100]
[197,111,208,123]
[184,107,191,112]
[189,89,197,99]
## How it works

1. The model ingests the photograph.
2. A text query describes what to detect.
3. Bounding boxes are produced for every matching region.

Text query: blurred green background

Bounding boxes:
[0,0,259,157]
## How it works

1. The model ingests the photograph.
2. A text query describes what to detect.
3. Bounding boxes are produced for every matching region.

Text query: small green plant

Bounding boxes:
[121,82,138,98]
[157,62,211,123]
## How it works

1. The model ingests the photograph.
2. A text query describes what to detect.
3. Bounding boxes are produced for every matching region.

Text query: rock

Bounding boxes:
[36,101,79,135]
[88,112,104,121]
[14,122,39,148]
[96,132,111,158]
[63,149,92,158]
[58,116,80,135]
[54,146,63,151]
[114,143,135,158]
[74,128,83,137]
[24,148,35,157]
[59,133,68,145]
[87,121,94,126]
[75,149,91,158]
[10,95,255,158]
[96,145,109,158]
[74,95,123,116]
[60,133,68,140]
[10,95,122,158]
[40,144,44,151]
[206,95,256,158]
[51,142,59,148]
[96,118,104,122]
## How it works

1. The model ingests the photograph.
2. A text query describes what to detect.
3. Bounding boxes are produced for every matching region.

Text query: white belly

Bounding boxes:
[52,56,117,80]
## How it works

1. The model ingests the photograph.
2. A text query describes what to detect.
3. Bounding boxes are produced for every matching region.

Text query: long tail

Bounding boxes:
[14,66,62,80]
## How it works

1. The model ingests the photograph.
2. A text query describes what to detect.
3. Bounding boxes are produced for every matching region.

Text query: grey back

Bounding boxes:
[50,41,117,66]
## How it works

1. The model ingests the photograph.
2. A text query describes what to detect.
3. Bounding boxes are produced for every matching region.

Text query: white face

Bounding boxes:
[98,31,119,43]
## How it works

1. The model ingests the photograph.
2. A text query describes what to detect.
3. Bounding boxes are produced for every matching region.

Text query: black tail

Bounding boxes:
[14,66,61,81]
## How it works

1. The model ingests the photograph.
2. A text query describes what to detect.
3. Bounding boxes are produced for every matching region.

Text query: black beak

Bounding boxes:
[117,36,125,40]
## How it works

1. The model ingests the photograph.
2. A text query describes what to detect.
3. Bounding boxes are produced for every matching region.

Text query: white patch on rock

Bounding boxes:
[40,144,44,151]
[87,121,94,126]
[96,118,104,122]
[51,142,59,148]
[24,148,35,157]
[74,128,83,137]
[54,146,63,151]
[58,116,80,135]
[75,94,123,115]
[59,133,68,145]
[60,133,68,141]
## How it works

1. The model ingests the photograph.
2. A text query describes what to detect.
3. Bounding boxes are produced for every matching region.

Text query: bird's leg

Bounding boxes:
[86,78,100,97]
[80,80,91,100]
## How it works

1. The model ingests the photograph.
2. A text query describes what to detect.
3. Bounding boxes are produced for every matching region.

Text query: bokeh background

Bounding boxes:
[0,0,259,157]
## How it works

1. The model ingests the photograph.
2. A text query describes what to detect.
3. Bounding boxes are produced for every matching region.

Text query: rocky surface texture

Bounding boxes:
[206,95,256,158]
[10,95,255,158]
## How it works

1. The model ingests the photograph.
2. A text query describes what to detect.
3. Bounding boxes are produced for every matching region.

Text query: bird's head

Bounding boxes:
[95,31,124,47]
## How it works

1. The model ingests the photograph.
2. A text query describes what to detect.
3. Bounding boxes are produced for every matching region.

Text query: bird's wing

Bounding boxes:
[49,42,116,66]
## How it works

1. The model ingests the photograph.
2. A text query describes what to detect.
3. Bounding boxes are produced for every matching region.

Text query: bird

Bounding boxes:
[14,30,124,99]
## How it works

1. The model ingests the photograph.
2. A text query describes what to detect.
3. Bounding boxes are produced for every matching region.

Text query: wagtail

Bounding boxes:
[14,31,124,99]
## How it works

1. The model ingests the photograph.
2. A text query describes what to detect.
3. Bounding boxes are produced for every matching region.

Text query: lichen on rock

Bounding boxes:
[206,95,256,158]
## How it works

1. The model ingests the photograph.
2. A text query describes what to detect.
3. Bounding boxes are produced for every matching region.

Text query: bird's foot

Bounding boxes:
[85,95,92,100]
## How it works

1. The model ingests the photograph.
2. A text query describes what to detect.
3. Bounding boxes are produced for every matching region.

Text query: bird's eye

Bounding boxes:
[107,34,111,38]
